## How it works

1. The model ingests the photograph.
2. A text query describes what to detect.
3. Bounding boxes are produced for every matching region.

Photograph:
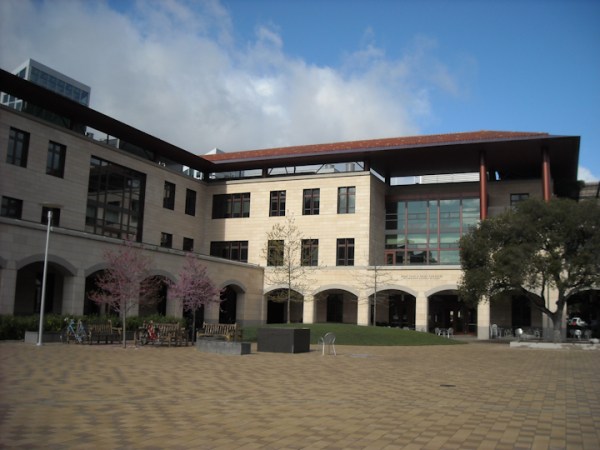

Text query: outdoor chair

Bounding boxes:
[319,332,336,356]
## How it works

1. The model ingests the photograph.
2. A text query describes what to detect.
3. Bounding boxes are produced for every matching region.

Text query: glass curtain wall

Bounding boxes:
[385,198,479,265]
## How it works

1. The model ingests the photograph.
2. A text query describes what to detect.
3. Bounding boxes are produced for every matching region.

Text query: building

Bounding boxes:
[0,67,584,338]
[1,59,90,134]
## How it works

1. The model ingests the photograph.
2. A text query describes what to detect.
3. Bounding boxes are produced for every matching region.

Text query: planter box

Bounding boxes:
[196,338,251,355]
[257,328,310,353]
[24,331,63,344]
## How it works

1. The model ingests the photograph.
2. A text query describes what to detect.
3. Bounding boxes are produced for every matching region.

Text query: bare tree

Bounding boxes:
[363,264,393,326]
[262,214,314,324]
[169,253,220,342]
[89,238,160,347]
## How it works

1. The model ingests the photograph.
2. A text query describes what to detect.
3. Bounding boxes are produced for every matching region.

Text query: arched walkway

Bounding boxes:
[219,285,239,324]
[370,290,416,328]
[428,289,476,334]
[14,260,73,315]
[264,288,304,323]
[313,288,358,324]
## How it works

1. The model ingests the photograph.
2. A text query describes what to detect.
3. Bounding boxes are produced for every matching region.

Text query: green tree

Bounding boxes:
[459,198,600,342]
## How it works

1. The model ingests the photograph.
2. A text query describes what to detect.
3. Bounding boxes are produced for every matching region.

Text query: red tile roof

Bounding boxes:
[202,131,549,162]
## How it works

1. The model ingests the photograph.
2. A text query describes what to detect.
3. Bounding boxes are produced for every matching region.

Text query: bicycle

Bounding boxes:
[60,318,87,344]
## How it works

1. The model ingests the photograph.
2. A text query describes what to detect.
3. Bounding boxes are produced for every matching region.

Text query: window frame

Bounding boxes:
[1,196,23,219]
[269,190,286,217]
[301,239,319,266]
[160,232,173,248]
[212,193,251,218]
[163,181,176,210]
[267,239,284,266]
[46,141,66,178]
[336,238,355,266]
[209,241,249,262]
[185,188,196,216]
[337,186,356,214]
[41,207,61,227]
[303,188,320,215]
[183,237,194,252]
[7,127,30,167]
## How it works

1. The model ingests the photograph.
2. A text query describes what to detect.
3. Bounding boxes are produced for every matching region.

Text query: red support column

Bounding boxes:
[542,147,551,202]
[479,151,488,220]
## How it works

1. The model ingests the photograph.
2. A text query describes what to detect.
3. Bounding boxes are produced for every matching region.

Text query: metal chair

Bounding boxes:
[319,332,336,356]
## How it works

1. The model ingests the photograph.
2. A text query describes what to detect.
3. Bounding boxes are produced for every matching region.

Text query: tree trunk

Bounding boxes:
[122,311,127,348]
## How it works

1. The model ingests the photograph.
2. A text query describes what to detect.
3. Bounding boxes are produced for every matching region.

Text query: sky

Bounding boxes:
[1,0,599,181]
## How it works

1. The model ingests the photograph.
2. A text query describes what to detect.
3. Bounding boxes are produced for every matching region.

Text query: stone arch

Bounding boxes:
[17,254,77,276]
[369,287,417,328]
[427,285,475,334]
[264,286,304,324]
[313,287,359,324]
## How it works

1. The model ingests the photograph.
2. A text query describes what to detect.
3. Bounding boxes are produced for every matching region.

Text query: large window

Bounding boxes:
[301,239,319,266]
[337,186,356,214]
[163,181,175,210]
[185,189,196,216]
[86,156,146,241]
[210,241,248,262]
[337,238,355,266]
[46,141,66,178]
[212,193,251,218]
[303,188,320,215]
[269,190,286,217]
[7,127,29,167]
[385,197,479,265]
[1,196,23,219]
[267,240,284,266]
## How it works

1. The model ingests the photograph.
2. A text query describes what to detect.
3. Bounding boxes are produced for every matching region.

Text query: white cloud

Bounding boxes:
[578,166,599,182]
[0,0,464,153]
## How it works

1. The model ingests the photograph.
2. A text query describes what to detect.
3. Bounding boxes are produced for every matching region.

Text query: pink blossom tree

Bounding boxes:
[89,238,160,347]
[169,253,220,342]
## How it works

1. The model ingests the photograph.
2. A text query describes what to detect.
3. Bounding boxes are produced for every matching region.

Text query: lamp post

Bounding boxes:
[37,206,59,346]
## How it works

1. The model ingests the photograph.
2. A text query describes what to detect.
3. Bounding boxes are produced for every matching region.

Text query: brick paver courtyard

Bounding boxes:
[0,341,599,449]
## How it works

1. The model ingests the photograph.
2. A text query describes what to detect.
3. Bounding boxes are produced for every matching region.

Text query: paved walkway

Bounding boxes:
[0,341,599,449]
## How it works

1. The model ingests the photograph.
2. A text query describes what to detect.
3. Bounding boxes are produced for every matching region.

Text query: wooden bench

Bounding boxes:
[197,322,242,342]
[156,323,188,347]
[87,321,118,344]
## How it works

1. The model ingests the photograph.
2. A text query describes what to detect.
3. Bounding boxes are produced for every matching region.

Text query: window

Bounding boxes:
[1,196,23,219]
[510,193,529,208]
[160,232,173,248]
[337,238,355,266]
[303,188,320,215]
[267,240,284,266]
[163,181,176,210]
[269,190,286,217]
[86,156,146,241]
[185,189,196,216]
[210,241,248,262]
[183,237,194,252]
[337,186,356,214]
[301,239,319,266]
[46,141,66,177]
[41,207,60,227]
[212,193,251,218]
[385,197,479,265]
[7,127,29,167]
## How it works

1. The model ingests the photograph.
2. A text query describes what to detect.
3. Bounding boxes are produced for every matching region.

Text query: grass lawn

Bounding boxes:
[242,323,465,346]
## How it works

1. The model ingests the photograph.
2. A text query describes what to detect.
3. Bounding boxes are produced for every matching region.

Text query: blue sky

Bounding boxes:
[1,0,598,180]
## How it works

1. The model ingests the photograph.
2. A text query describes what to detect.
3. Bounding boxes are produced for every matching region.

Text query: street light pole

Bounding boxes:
[37,210,53,346]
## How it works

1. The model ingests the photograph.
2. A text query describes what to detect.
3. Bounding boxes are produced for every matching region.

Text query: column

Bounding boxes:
[62,271,86,315]
[479,151,488,220]
[477,301,490,340]
[357,295,370,326]
[303,295,315,324]
[414,293,428,332]
[542,147,551,202]
[0,264,17,315]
